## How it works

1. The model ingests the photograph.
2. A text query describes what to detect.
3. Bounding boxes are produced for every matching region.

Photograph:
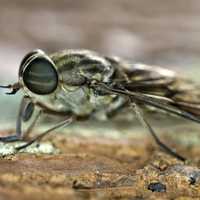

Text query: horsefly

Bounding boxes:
[1,49,200,161]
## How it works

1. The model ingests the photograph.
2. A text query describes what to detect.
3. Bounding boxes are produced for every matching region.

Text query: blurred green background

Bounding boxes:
[0,0,200,127]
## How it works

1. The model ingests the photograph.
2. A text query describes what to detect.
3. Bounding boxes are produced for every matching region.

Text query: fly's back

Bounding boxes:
[50,50,114,87]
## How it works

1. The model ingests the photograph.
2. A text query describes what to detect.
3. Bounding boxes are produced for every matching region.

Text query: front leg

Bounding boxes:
[0,96,40,142]
[16,116,74,151]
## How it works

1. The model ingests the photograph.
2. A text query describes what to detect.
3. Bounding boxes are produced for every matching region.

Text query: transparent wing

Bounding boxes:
[111,62,200,112]
[115,63,189,96]
[98,77,200,123]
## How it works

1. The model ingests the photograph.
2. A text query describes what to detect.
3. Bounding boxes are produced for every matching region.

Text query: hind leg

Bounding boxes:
[130,101,186,161]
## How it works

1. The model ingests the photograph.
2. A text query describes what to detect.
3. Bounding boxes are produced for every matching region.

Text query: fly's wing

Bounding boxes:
[118,63,191,96]
[111,62,200,119]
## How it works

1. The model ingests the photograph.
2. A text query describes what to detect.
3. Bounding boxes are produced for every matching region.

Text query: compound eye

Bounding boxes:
[23,57,58,95]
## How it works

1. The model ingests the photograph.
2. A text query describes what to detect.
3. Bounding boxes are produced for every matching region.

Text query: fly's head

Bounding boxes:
[19,49,59,97]
[0,49,63,107]
[1,49,95,113]
[0,49,113,113]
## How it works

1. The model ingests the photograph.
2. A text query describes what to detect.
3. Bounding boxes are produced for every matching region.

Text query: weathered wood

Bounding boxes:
[0,128,199,199]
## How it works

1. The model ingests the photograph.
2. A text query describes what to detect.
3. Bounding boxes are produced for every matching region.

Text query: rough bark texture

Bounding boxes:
[0,122,200,200]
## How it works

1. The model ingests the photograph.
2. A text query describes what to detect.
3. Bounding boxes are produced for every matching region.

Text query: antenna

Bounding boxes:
[0,82,21,95]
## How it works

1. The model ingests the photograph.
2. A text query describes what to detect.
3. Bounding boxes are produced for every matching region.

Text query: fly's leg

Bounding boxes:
[105,96,128,118]
[130,101,186,161]
[22,110,41,140]
[0,135,20,142]
[16,117,73,151]
[0,96,40,142]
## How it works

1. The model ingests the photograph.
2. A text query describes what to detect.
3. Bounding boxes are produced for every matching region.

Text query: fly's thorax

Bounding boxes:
[50,49,114,86]
[49,50,117,116]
